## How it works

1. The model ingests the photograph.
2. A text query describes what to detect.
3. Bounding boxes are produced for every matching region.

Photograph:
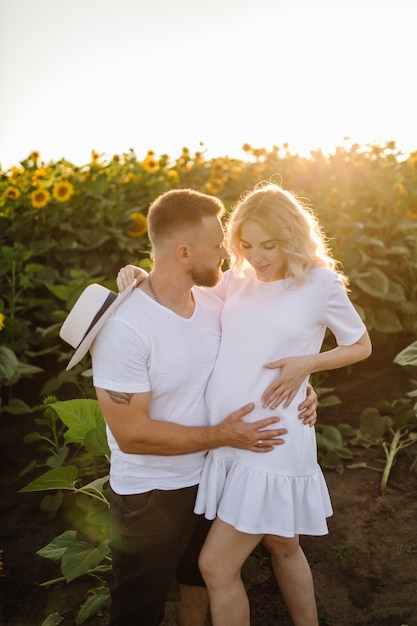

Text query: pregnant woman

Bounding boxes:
[193,183,371,626]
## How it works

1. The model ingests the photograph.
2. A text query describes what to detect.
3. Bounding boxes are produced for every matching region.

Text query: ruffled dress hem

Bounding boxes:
[194,454,333,537]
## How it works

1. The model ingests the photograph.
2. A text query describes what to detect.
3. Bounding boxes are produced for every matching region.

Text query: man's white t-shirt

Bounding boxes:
[92,287,222,495]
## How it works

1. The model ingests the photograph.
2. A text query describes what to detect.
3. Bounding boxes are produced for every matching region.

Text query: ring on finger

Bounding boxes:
[257,439,263,446]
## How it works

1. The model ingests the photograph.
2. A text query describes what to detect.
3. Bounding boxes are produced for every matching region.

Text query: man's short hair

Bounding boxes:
[148,189,225,246]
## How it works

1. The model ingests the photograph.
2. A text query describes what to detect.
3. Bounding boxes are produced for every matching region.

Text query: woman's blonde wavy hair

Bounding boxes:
[226,182,348,288]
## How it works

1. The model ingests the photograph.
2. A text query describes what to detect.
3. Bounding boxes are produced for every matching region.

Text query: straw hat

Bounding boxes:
[59,281,136,370]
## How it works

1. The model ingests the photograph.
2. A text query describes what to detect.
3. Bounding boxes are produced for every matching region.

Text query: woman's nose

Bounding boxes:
[251,248,263,262]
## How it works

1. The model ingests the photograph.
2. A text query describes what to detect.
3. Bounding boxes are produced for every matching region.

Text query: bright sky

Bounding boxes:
[1,0,416,169]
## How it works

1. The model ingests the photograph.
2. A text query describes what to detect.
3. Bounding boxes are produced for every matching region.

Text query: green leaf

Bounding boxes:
[0,346,18,381]
[47,284,79,301]
[354,267,390,299]
[356,235,385,250]
[40,491,64,516]
[375,400,397,413]
[80,476,110,497]
[391,403,416,429]
[373,308,403,333]
[84,423,110,456]
[37,530,78,560]
[41,612,64,626]
[19,466,79,492]
[316,426,353,458]
[24,431,44,444]
[401,300,417,315]
[48,281,104,307]
[241,553,271,590]
[75,587,110,625]
[359,408,391,438]
[318,394,342,408]
[388,245,411,256]
[316,425,344,450]
[384,279,407,303]
[2,398,33,414]
[19,459,38,478]
[79,230,111,249]
[61,539,110,582]
[49,399,104,444]
[394,340,417,367]
[15,362,44,376]
[84,507,110,530]
[338,423,357,440]
[46,445,70,469]
[320,450,344,473]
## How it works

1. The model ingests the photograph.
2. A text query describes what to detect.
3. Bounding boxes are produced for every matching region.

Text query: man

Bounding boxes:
[92,189,317,626]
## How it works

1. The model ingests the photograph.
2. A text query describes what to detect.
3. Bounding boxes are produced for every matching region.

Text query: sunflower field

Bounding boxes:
[1,141,417,407]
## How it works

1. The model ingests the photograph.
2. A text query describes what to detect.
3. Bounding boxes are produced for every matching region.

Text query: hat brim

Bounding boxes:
[65,282,136,370]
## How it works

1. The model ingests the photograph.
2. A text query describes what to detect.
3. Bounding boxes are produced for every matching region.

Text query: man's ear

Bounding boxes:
[176,243,190,265]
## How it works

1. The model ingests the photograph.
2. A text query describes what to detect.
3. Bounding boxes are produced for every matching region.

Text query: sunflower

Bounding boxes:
[406,209,417,220]
[205,178,224,195]
[33,168,48,180]
[52,181,74,203]
[90,150,103,167]
[4,186,20,200]
[30,188,51,209]
[142,157,159,173]
[127,212,148,238]
[166,170,179,183]
[159,154,170,167]
[0,313,5,331]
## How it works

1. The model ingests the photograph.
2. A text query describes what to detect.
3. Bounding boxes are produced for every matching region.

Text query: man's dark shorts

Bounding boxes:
[110,484,212,586]
[109,485,213,625]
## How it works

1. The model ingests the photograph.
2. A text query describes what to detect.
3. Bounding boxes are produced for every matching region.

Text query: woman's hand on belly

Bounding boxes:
[262,355,314,409]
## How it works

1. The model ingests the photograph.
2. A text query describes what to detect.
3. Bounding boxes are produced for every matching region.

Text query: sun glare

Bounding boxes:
[1,1,416,169]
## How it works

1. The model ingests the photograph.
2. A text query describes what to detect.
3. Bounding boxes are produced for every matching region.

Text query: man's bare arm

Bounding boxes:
[96,387,287,456]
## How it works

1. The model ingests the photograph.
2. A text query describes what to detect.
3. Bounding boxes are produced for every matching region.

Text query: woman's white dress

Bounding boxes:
[194,267,366,537]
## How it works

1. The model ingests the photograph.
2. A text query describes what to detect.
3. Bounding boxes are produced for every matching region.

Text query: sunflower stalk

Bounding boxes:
[380,427,416,494]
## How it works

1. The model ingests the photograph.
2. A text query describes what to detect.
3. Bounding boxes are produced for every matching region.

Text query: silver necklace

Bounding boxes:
[148,274,162,305]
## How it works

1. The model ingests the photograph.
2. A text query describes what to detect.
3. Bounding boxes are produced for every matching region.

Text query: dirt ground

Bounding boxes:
[1,349,416,626]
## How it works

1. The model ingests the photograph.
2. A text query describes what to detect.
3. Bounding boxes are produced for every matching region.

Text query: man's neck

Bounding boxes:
[142,269,195,318]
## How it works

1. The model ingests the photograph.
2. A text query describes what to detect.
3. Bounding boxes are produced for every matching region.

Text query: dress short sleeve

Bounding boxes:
[324,274,366,346]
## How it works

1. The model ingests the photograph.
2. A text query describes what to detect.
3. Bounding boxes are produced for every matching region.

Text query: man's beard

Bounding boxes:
[188,262,222,287]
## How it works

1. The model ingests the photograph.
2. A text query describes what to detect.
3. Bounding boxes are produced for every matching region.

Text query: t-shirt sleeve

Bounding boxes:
[91,318,151,393]
[324,274,367,346]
